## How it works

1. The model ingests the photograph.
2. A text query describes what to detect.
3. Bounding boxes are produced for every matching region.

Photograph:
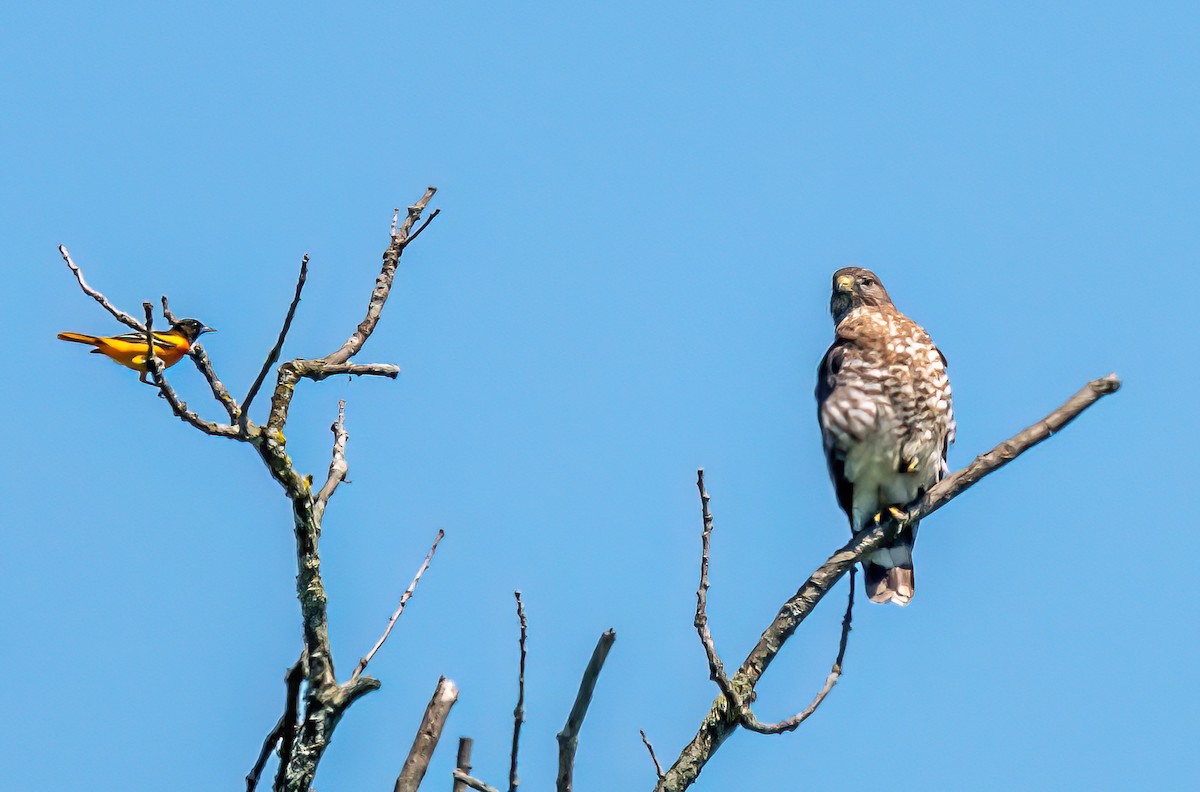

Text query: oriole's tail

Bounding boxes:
[57,332,100,345]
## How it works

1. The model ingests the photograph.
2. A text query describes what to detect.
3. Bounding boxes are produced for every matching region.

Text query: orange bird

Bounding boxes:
[57,318,215,383]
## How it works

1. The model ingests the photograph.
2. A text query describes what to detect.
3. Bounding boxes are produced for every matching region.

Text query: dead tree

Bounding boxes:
[55,187,449,792]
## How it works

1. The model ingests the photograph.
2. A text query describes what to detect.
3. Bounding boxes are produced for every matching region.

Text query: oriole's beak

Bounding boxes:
[201,326,217,335]
[835,275,854,293]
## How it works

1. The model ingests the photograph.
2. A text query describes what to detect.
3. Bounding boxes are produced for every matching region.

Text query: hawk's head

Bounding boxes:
[829,267,893,324]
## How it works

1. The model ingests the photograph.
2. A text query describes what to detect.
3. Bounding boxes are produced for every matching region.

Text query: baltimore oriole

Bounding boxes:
[57,318,215,383]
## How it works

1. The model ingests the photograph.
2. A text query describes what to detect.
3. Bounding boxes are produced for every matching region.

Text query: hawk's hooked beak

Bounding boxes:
[835,275,855,293]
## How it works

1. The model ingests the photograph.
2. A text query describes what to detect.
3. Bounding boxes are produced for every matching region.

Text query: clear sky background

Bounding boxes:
[2,3,1196,790]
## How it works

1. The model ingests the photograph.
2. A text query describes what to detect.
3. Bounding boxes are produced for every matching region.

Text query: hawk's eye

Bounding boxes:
[859,277,874,287]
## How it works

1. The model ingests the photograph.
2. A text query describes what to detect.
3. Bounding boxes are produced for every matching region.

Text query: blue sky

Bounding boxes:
[2,3,1196,790]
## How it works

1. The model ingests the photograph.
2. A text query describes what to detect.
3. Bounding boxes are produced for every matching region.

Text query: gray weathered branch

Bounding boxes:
[452,770,501,792]
[453,738,475,792]
[58,245,145,332]
[351,529,444,683]
[654,373,1121,791]
[557,629,616,792]
[394,676,459,792]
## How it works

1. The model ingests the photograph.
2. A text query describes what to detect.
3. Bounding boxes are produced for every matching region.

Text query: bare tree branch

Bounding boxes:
[739,568,855,735]
[556,629,616,792]
[324,186,437,366]
[394,677,459,792]
[453,738,474,792]
[405,207,441,246]
[693,470,738,705]
[351,529,445,683]
[244,658,303,792]
[313,400,348,518]
[693,469,857,734]
[241,254,309,432]
[639,730,664,781]
[452,770,501,792]
[655,373,1122,791]
[510,592,528,792]
[58,245,145,332]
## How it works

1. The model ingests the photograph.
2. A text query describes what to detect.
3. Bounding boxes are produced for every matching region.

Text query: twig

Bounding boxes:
[556,629,616,792]
[693,470,739,705]
[163,292,243,423]
[694,468,857,733]
[244,659,303,792]
[405,207,441,246]
[241,254,309,432]
[300,361,401,382]
[740,568,855,734]
[313,400,348,517]
[160,294,179,324]
[188,343,242,422]
[394,677,459,792]
[142,302,161,385]
[452,771,501,792]
[351,529,445,682]
[57,245,145,331]
[453,738,474,792]
[656,373,1122,791]
[510,592,528,792]
[323,187,437,366]
[640,730,664,781]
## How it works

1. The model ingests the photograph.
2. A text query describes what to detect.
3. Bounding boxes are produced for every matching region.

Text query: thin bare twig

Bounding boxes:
[188,343,242,422]
[241,254,309,432]
[57,245,145,331]
[510,592,528,792]
[640,730,665,781]
[556,629,616,792]
[452,771,501,792]
[394,677,459,792]
[693,470,738,705]
[323,187,436,366]
[351,530,445,682]
[313,400,348,517]
[740,568,856,734]
[405,207,441,246]
[245,659,303,792]
[453,738,474,792]
[694,468,857,734]
[656,373,1122,792]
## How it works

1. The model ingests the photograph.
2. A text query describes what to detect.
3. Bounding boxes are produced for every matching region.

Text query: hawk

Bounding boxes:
[816,268,955,605]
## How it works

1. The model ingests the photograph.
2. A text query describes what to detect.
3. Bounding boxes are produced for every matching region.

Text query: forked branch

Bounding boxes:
[655,373,1121,791]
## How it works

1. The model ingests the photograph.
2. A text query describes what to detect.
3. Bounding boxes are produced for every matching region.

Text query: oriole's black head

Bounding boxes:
[172,318,216,343]
[829,267,893,324]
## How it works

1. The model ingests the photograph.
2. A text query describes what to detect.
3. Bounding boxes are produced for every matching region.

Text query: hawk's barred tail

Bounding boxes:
[864,562,915,606]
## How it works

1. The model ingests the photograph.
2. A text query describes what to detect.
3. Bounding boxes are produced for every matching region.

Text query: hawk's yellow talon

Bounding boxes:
[888,506,907,520]
[905,457,919,473]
